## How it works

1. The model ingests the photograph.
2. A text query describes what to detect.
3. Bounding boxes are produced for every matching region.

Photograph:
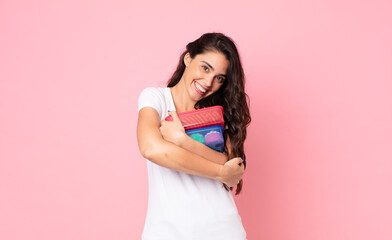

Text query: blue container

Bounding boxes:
[185,125,224,152]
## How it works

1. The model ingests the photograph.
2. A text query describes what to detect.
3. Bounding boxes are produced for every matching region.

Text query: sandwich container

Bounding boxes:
[186,125,224,152]
[165,106,225,152]
[165,105,224,130]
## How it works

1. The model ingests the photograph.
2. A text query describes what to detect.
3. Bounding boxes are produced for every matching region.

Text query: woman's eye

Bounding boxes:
[202,65,209,72]
[216,76,225,83]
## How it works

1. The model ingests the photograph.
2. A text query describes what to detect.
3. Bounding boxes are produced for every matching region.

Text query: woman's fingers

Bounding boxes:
[166,111,184,129]
[168,111,181,123]
[221,157,245,187]
[159,111,186,145]
[237,157,244,166]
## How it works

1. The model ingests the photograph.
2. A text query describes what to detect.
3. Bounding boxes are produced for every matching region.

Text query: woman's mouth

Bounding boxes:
[194,81,207,95]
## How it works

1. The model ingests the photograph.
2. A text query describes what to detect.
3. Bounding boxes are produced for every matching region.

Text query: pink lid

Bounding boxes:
[165,105,224,130]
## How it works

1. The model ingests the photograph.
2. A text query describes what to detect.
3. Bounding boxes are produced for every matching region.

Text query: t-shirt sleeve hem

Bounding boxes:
[137,87,163,119]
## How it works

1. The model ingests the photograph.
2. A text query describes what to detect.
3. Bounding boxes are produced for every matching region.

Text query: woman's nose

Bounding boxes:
[205,75,214,87]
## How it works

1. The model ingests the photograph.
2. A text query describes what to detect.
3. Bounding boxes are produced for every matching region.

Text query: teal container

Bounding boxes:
[186,125,224,152]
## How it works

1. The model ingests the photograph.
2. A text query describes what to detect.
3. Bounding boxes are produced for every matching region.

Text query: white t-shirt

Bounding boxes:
[137,87,247,240]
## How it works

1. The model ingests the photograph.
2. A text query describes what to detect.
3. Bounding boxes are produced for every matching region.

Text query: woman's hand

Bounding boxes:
[217,157,245,187]
[160,111,187,146]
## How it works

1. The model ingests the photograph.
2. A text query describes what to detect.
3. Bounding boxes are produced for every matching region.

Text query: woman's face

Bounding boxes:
[182,51,229,102]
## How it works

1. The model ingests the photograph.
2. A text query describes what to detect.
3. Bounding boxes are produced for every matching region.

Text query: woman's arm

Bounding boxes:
[177,135,228,165]
[137,107,244,187]
[160,111,231,166]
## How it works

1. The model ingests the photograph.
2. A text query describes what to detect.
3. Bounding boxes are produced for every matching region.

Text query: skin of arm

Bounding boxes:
[137,107,241,183]
[178,135,228,165]
[160,111,232,166]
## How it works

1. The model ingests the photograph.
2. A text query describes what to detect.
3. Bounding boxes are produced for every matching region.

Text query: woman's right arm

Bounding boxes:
[137,107,244,187]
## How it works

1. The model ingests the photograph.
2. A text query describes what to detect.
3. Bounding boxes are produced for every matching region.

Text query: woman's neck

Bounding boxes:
[170,80,196,113]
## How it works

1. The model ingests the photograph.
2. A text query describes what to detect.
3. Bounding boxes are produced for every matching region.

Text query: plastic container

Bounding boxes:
[165,105,224,130]
[186,125,224,152]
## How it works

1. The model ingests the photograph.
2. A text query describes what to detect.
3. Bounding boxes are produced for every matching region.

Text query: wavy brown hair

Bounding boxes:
[167,32,251,195]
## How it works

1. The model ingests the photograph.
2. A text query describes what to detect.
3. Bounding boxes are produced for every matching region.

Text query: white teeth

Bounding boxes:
[195,82,206,93]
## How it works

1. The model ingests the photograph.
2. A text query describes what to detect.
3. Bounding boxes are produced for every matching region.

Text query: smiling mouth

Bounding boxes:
[194,81,207,95]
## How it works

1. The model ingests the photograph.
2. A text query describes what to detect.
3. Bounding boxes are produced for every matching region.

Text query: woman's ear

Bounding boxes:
[183,53,191,66]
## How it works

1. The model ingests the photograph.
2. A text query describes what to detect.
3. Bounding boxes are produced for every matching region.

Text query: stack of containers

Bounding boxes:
[165,106,225,152]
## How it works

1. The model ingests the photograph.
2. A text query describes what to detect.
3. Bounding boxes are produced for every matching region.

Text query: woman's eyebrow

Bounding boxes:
[201,61,215,71]
[201,60,227,77]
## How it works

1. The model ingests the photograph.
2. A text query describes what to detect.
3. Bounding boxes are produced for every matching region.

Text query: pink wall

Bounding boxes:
[1,0,391,239]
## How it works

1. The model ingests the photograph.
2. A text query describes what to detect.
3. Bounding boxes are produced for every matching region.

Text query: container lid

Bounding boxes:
[165,105,224,130]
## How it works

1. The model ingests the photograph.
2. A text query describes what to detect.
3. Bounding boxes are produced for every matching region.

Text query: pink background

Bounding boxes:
[1,0,391,239]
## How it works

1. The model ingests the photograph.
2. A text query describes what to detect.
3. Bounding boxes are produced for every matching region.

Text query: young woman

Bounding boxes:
[137,32,251,240]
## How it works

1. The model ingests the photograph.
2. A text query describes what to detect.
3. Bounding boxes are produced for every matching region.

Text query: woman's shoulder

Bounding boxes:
[138,86,171,117]
[139,86,168,96]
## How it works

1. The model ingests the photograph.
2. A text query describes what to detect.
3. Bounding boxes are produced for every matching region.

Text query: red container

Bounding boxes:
[165,105,224,131]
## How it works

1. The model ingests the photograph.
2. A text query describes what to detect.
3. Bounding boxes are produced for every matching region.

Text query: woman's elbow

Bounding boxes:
[139,144,154,159]
[139,147,149,159]
[139,140,162,160]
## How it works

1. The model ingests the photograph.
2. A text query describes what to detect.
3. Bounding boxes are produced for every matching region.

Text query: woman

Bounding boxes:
[137,32,251,240]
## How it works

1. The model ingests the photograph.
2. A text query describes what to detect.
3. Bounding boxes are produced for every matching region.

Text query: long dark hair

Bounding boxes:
[167,32,251,195]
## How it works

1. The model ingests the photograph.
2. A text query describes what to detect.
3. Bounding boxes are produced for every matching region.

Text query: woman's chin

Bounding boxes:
[188,90,202,101]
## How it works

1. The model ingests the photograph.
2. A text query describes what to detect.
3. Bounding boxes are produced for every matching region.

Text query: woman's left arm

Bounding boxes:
[160,111,228,166]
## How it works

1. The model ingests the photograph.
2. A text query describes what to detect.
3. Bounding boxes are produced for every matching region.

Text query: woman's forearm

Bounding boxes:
[177,135,228,165]
[143,138,224,181]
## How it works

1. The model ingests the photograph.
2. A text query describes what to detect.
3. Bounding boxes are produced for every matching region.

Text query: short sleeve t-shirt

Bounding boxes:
[137,87,247,240]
